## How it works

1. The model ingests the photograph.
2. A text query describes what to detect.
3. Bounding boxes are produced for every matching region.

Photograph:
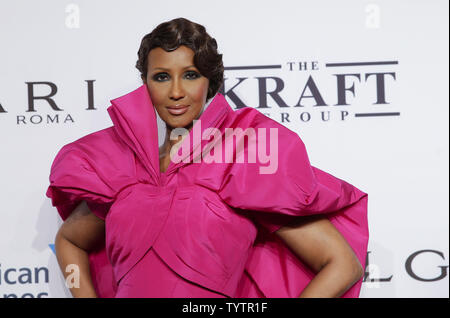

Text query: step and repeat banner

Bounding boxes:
[0,0,448,298]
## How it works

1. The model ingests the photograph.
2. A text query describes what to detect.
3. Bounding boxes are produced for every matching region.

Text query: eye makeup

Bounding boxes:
[151,70,201,82]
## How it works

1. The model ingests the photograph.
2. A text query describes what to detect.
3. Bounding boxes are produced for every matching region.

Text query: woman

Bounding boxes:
[46,17,369,298]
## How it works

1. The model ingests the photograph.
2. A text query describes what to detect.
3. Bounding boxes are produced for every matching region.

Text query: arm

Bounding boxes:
[54,200,105,298]
[275,214,364,298]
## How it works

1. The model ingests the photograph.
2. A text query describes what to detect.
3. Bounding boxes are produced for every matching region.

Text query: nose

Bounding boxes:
[169,78,185,101]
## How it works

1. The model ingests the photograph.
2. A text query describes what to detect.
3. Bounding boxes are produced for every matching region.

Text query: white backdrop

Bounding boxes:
[0,0,448,298]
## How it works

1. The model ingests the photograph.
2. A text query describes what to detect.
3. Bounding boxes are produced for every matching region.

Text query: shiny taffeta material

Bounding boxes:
[46,85,369,298]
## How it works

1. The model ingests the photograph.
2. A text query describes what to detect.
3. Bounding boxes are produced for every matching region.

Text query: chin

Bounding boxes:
[165,118,194,130]
[165,112,199,129]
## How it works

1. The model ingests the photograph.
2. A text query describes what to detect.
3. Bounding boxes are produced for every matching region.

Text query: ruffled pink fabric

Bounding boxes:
[46,84,369,298]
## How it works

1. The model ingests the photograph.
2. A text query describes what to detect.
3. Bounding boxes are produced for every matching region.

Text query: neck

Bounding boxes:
[159,122,194,158]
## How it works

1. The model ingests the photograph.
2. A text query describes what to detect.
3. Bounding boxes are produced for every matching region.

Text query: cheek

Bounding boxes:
[191,79,209,101]
[147,83,165,105]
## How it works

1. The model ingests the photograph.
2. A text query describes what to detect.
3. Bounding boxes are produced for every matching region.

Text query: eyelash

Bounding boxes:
[152,71,200,82]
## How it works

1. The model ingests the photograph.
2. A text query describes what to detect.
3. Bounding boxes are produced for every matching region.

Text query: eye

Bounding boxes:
[152,72,169,82]
[184,71,200,80]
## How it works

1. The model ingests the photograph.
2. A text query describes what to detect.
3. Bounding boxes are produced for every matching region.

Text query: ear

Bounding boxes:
[141,75,146,84]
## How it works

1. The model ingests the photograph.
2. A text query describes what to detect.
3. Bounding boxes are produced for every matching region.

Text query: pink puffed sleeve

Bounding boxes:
[46,143,117,298]
[217,117,369,298]
[46,144,116,220]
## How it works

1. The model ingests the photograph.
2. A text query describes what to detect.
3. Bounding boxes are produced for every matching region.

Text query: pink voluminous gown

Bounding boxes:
[46,85,369,298]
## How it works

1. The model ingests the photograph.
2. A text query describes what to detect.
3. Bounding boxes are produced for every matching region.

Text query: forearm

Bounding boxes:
[298,260,363,298]
[55,232,98,298]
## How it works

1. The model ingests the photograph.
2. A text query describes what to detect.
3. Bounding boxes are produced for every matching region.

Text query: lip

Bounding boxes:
[166,104,190,115]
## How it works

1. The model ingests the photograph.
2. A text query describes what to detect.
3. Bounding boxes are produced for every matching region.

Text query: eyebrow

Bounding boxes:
[151,65,196,71]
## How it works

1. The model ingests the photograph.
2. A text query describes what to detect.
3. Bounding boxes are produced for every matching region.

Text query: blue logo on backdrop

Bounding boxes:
[0,263,49,298]
[0,244,57,298]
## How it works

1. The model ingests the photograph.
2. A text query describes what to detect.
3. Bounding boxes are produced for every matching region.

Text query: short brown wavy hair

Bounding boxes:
[136,17,224,100]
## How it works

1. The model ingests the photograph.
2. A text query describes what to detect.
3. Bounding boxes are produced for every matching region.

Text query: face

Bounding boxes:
[144,45,210,131]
